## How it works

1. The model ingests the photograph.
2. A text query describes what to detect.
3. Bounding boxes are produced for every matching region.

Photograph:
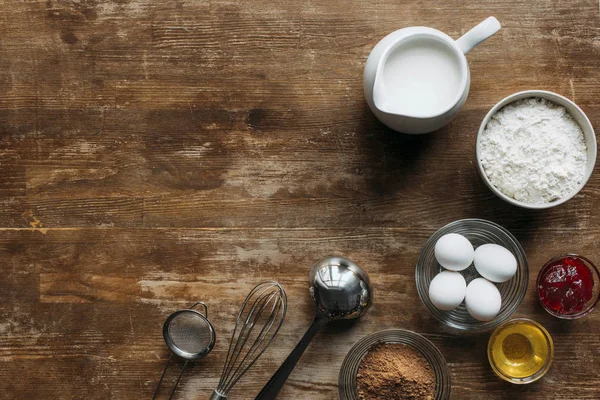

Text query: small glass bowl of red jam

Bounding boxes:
[537,254,600,319]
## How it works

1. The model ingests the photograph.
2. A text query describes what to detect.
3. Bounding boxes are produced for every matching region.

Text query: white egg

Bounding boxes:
[474,244,517,283]
[434,233,474,271]
[428,270,467,311]
[465,278,501,321]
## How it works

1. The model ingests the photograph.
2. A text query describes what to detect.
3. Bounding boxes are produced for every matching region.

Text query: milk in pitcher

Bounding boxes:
[378,38,463,117]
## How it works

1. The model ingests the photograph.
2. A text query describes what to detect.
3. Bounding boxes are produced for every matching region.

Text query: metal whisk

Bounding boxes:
[153,302,216,400]
[210,281,287,400]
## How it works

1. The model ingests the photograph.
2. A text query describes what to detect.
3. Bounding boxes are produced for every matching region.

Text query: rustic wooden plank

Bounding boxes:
[0,0,599,399]
[0,106,597,229]
[0,228,599,399]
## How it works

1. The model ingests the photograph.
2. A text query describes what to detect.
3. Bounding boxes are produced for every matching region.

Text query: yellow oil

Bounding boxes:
[489,320,552,380]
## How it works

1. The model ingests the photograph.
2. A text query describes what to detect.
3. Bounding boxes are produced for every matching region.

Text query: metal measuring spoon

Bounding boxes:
[255,256,372,399]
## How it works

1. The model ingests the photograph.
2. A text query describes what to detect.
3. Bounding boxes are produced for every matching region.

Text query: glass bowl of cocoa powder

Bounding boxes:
[339,329,450,400]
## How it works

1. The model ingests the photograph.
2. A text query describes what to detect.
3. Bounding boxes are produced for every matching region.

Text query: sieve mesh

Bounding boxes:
[166,311,214,356]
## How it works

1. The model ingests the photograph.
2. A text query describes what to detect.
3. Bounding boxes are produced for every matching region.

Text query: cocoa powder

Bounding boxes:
[356,343,435,400]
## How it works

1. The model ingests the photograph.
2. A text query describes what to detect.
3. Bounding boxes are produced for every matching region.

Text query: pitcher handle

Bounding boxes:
[455,17,501,54]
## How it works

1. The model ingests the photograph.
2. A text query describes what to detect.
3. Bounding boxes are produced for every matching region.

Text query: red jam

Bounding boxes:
[538,256,594,315]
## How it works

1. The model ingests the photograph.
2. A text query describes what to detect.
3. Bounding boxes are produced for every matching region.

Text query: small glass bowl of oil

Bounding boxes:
[488,318,553,384]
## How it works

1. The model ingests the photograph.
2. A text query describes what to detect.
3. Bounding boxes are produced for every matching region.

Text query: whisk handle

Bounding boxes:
[255,314,328,400]
[210,390,227,400]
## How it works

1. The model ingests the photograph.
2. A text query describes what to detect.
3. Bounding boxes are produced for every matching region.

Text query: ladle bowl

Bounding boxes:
[309,256,372,320]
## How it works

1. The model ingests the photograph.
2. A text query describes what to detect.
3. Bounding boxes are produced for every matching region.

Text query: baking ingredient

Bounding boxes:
[474,244,517,283]
[434,233,474,271]
[379,37,462,117]
[428,270,467,310]
[488,319,552,380]
[356,343,435,400]
[479,97,587,204]
[538,255,595,315]
[465,278,501,321]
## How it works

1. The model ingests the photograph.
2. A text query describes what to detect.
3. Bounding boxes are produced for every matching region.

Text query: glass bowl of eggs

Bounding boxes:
[415,219,529,331]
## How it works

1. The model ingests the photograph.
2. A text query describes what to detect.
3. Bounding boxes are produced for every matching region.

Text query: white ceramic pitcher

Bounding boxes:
[364,17,501,134]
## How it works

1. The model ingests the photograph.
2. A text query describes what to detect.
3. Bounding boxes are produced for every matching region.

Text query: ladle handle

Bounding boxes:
[455,16,501,54]
[255,314,328,400]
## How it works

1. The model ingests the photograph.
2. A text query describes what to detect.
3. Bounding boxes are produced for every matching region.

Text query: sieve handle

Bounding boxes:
[189,301,209,318]
[152,354,188,400]
[169,360,188,400]
[152,353,174,400]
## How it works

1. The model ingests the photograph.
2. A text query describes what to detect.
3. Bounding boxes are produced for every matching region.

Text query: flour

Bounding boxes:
[479,98,587,204]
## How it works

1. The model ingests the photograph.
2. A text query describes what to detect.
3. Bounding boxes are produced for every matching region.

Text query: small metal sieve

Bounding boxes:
[153,302,216,400]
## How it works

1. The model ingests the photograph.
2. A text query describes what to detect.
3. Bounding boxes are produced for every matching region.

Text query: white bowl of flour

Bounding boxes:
[476,90,596,209]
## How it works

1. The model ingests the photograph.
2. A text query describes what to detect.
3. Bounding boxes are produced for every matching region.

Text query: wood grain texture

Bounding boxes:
[0,0,599,399]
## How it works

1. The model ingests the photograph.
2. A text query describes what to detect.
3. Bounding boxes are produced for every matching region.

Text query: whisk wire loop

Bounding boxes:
[222,289,282,392]
[213,281,287,399]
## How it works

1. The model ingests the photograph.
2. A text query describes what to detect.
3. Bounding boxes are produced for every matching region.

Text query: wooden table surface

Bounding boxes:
[1,0,599,399]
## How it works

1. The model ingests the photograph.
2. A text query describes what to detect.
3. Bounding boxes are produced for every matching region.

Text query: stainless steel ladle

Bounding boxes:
[255,256,372,399]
